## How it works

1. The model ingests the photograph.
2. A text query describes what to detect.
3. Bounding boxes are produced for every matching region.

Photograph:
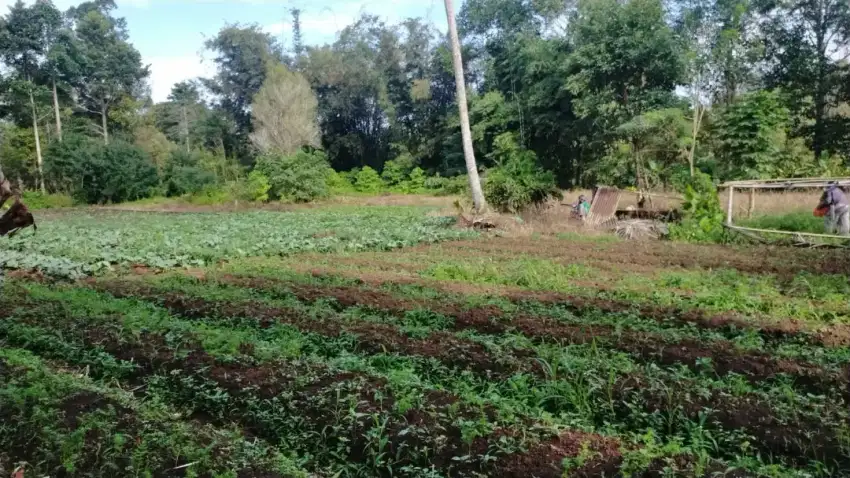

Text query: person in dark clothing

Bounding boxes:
[817,184,849,236]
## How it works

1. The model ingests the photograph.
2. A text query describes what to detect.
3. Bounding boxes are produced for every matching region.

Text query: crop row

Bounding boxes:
[0,293,638,477]
[0,209,473,278]
[80,279,850,472]
[0,347,308,477]
[90,278,850,400]
[4,279,847,476]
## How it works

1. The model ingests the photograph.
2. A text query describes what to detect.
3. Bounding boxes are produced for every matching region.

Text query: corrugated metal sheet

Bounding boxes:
[586,186,621,227]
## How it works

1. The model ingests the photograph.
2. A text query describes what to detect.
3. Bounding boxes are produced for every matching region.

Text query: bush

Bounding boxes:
[245,171,271,202]
[255,149,331,202]
[163,150,217,196]
[424,174,469,196]
[354,166,385,193]
[20,191,75,209]
[186,185,234,205]
[406,167,427,193]
[668,171,727,243]
[382,154,415,186]
[482,133,561,212]
[326,170,355,194]
[45,134,159,204]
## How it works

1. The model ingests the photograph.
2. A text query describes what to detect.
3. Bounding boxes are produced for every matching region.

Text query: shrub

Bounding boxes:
[406,167,427,193]
[483,133,561,212]
[382,154,415,186]
[162,150,218,196]
[45,134,159,204]
[255,149,331,202]
[326,170,355,194]
[246,171,271,202]
[354,166,385,193]
[425,174,469,196]
[186,185,234,205]
[20,191,75,209]
[668,171,727,243]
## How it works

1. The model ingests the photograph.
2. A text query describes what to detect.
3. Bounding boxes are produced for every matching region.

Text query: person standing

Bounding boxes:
[817,183,850,236]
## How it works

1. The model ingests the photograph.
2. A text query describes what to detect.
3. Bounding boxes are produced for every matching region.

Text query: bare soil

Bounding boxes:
[91,280,849,400]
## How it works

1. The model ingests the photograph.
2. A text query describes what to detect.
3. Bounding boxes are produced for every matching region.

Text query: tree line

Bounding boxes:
[1,0,849,206]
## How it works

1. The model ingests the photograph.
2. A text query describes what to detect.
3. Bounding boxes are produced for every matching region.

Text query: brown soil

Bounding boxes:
[5,295,847,473]
[97,282,850,401]
[619,375,849,468]
[265,270,836,347]
[12,316,607,477]
[58,392,129,429]
[494,431,623,478]
[94,282,535,379]
[420,237,850,278]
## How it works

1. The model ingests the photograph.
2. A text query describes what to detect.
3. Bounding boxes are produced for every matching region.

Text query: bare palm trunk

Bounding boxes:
[29,88,45,193]
[101,104,109,145]
[182,104,190,153]
[444,0,486,212]
[52,78,63,143]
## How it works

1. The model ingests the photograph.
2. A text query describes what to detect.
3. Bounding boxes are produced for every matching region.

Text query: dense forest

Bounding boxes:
[1,0,849,205]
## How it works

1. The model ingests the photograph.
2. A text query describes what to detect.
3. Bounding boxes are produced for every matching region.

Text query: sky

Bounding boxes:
[0,0,457,102]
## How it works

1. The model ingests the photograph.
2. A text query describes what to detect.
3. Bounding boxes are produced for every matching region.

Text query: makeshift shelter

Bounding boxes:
[720,177,850,247]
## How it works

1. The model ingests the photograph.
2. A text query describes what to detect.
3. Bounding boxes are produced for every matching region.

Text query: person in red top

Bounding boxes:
[817,183,849,236]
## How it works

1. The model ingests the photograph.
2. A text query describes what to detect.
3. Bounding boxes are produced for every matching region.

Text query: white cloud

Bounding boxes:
[146,54,215,102]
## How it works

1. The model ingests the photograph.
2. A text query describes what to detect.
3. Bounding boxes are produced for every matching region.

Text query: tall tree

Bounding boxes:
[203,24,284,163]
[69,1,148,144]
[757,0,850,158]
[0,0,62,192]
[165,81,204,153]
[250,62,320,154]
[445,0,486,211]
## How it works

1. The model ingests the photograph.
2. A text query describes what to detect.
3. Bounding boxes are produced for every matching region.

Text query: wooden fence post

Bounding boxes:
[748,187,755,218]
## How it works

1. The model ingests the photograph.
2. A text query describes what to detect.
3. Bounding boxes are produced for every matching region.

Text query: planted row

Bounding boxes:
[0,347,308,477]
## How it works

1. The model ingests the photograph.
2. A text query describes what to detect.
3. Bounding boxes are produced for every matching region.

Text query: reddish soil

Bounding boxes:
[494,431,623,478]
[418,237,850,278]
[199,277,849,397]
[2,315,610,477]
[264,272,834,346]
[4,295,847,473]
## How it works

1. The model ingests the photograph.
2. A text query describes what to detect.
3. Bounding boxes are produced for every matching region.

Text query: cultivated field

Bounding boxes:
[0,205,849,477]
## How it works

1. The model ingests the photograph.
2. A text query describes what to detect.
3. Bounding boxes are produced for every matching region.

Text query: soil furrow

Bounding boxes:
[0,310,631,477]
[144,277,849,397]
[1,294,841,473]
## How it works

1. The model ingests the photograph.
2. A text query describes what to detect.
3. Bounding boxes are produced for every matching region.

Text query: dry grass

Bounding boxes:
[718,189,823,218]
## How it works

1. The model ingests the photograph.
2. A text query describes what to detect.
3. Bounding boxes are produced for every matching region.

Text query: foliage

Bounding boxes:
[711,90,790,180]
[255,150,331,202]
[354,166,385,194]
[245,171,271,202]
[44,134,158,204]
[326,170,356,194]
[668,171,726,243]
[20,191,75,210]
[0,207,472,278]
[382,154,415,186]
[483,133,561,212]
[740,212,824,235]
[163,150,217,197]
[250,62,320,155]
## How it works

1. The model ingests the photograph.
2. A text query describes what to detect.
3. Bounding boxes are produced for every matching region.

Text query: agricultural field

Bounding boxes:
[1,205,849,477]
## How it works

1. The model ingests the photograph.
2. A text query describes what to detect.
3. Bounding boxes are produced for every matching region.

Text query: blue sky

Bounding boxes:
[2,0,457,102]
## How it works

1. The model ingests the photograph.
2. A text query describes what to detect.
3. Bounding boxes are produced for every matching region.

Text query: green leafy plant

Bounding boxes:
[483,133,562,212]
[255,149,331,202]
[668,173,727,243]
[354,166,385,194]
[20,191,75,209]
